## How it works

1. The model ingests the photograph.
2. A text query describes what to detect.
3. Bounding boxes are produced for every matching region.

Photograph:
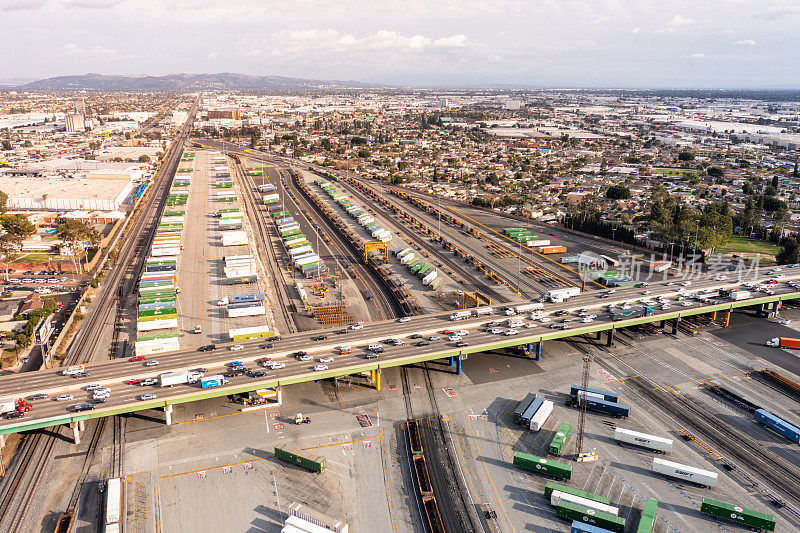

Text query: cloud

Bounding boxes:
[631,27,640,34]
[732,39,756,46]
[434,34,467,48]
[61,0,123,7]
[62,43,117,55]
[0,0,46,10]
[753,6,799,20]
[208,51,219,60]
[689,52,705,58]
[667,14,695,27]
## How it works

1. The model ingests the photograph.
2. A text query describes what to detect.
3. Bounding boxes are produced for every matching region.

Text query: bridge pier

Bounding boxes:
[722,310,731,327]
[659,320,665,329]
[596,331,602,340]
[164,404,173,426]
[671,317,679,334]
[535,341,542,361]
[606,329,614,347]
[710,310,717,322]
[70,422,81,445]
[370,368,382,390]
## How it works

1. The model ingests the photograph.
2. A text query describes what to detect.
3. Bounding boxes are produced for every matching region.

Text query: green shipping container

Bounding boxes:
[700,498,775,532]
[138,307,178,318]
[513,452,572,480]
[544,482,611,505]
[225,275,258,285]
[549,422,572,456]
[636,498,658,533]
[274,444,326,473]
[556,501,625,532]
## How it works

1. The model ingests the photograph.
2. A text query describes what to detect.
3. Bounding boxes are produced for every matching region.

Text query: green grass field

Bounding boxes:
[652,168,699,179]
[716,236,779,256]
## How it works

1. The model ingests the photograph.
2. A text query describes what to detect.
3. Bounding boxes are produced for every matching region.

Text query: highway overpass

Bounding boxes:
[1,269,798,446]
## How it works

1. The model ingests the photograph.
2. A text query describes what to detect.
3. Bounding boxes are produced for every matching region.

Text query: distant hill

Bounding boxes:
[17,72,375,91]
[0,77,38,87]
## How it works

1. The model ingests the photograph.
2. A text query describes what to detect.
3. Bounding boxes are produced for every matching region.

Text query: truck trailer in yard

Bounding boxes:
[766,337,800,348]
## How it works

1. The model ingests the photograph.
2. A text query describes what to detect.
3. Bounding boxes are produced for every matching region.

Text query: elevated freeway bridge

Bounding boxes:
[1,268,798,446]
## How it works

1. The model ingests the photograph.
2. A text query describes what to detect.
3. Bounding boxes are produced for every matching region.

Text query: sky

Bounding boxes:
[1,0,799,87]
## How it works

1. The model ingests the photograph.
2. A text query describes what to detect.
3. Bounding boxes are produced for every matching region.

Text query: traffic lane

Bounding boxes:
[1,273,796,396]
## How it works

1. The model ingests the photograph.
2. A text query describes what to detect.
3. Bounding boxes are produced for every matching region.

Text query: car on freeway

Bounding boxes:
[681,281,692,286]
[128,378,141,385]
[367,343,382,350]
[415,340,430,347]
[197,345,216,352]
[313,365,329,371]
[92,397,107,404]
[5,411,24,419]
[139,394,157,401]
[681,301,693,307]
[448,335,462,342]
[131,356,146,362]
[442,329,454,335]
[455,340,469,347]
[93,390,110,399]
[73,403,95,412]
[261,342,275,349]
[54,394,74,401]
[489,328,503,334]
[229,361,244,367]
[606,289,617,294]
[525,322,537,328]
[140,378,158,386]
[319,356,334,363]
[266,361,286,370]
[581,318,593,323]
[224,369,246,378]
[504,329,518,336]
[398,317,411,323]
[349,323,363,330]
[429,335,440,341]
[364,352,380,359]
[311,335,328,341]
[194,367,208,373]
[85,384,103,391]
[410,333,422,339]
[641,290,652,295]
[144,360,159,367]
[249,370,267,378]
[336,329,347,334]
[297,354,313,362]
[454,330,469,336]
[73,371,91,378]
[27,393,48,401]
[229,344,244,351]
[540,317,551,323]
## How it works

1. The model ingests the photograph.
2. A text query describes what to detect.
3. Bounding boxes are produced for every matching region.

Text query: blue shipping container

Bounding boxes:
[138,301,176,311]
[571,521,617,533]
[520,397,544,426]
[228,293,264,304]
[267,204,283,211]
[571,385,619,402]
[145,264,176,273]
[275,217,294,225]
[755,409,800,443]
[583,398,630,418]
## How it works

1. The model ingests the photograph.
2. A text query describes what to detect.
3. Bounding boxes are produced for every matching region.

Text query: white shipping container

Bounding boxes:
[161,216,185,224]
[283,516,334,533]
[380,234,392,243]
[370,228,384,238]
[105,477,121,525]
[136,318,179,332]
[614,427,673,453]
[263,193,279,202]
[295,255,321,267]
[360,217,374,226]
[135,337,180,356]
[228,304,266,318]
[400,253,415,265]
[289,245,313,256]
[515,302,544,313]
[221,232,249,247]
[292,253,317,264]
[150,247,180,257]
[652,458,718,487]
[730,290,752,300]
[422,271,438,286]
[529,239,551,247]
[550,491,619,516]
[529,400,553,431]
[224,268,257,278]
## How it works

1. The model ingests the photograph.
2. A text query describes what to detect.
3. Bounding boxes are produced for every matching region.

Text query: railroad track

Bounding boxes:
[0,100,198,531]
[571,334,800,519]
[230,157,297,333]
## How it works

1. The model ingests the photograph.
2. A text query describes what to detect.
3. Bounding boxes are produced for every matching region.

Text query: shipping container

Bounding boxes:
[429,278,442,290]
[225,275,258,285]
[136,318,179,332]
[575,397,630,418]
[755,409,800,443]
[551,490,619,516]
[520,397,544,427]
[544,482,611,505]
[636,498,658,533]
[138,300,176,311]
[540,245,568,254]
[275,444,327,473]
[652,458,718,487]
[228,293,264,305]
[570,522,617,533]
[766,337,800,349]
[515,395,538,425]
[105,477,121,525]
[138,307,178,318]
[530,400,553,431]
[614,428,673,453]
[422,271,438,286]
[556,501,625,533]
[700,497,775,532]
[229,325,272,341]
[513,452,572,480]
[549,422,572,456]
[227,303,266,318]
[570,386,619,402]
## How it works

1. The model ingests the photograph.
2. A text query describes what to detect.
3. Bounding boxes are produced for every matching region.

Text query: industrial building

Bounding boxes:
[0,174,135,211]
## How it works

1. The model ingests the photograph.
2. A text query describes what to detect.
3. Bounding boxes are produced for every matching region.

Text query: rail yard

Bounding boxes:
[2,138,800,533]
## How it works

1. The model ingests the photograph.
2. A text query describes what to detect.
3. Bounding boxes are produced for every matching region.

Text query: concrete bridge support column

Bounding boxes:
[659,320,665,329]
[0,434,5,448]
[672,318,679,334]
[722,311,731,328]
[455,357,462,375]
[370,368,382,390]
[78,420,85,431]
[710,311,717,322]
[70,422,81,445]
[164,404,173,426]
[596,331,602,340]
[535,342,542,362]
[607,329,614,347]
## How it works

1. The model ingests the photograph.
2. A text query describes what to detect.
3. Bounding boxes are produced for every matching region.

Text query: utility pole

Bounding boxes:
[576,353,598,462]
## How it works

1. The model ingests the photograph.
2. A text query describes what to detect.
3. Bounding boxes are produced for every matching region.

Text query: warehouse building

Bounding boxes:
[0,174,134,211]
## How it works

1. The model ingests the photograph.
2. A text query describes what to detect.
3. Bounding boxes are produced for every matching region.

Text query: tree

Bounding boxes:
[677,151,695,161]
[771,175,779,189]
[0,190,7,213]
[357,149,371,158]
[0,214,35,281]
[696,209,733,254]
[763,196,787,212]
[707,166,724,179]
[764,186,778,196]
[56,218,98,275]
[138,154,151,163]
[777,235,800,264]
[1,140,11,151]
[605,185,631,200]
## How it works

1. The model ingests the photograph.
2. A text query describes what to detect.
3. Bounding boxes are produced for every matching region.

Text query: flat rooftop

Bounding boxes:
[0,176,130,200]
